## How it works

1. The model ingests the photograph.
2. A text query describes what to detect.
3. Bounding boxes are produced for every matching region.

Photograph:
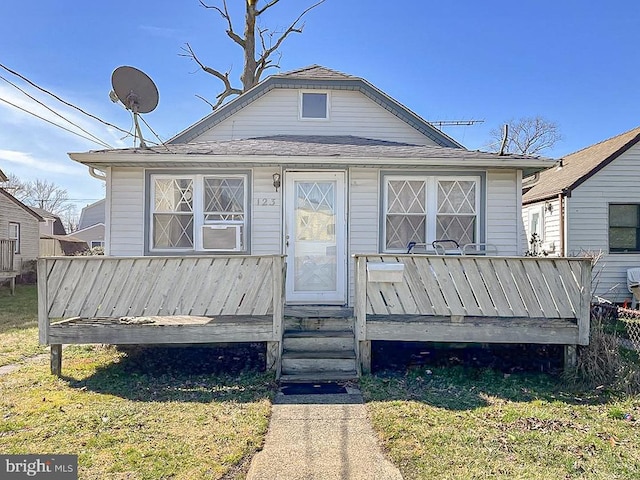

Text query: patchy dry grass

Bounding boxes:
[0,285,276,478]
[0,285,47,366]
[361,368,640,480]
[0,345,275,479]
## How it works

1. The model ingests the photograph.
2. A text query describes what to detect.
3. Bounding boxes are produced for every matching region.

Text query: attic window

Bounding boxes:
[300,92,328,119]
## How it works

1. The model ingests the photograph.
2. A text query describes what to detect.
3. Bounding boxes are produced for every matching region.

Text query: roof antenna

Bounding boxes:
[498,123,509,156]
[109,66,159,148]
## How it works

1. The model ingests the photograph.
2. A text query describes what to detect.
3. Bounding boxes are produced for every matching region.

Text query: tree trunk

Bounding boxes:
[242,1,258,90]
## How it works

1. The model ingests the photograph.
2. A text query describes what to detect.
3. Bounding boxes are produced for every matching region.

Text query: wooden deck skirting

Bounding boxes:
[355,255,592,373]
[0,239,17,295]
[38,255,285,375]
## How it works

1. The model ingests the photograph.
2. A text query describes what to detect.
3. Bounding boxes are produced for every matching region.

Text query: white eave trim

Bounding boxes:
[69,152,555,171]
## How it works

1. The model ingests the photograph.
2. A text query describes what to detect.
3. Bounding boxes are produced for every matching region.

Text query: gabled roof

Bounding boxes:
[169,65,463,148]
[70,135,555,177]
[0,188,43,221]
[78,198,105,230]
[523,126,640,204]
[0,168,7,183]
[32,207,67,235]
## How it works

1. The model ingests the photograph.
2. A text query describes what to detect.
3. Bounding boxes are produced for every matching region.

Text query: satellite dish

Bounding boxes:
[110,66,159,148]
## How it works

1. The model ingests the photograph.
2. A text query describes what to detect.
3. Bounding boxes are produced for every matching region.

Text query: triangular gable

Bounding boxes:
[0,188,43,221]
[523,126,640,204]
[169,65,463,148]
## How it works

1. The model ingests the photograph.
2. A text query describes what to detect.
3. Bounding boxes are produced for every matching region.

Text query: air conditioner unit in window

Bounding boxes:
[202,225,242,251]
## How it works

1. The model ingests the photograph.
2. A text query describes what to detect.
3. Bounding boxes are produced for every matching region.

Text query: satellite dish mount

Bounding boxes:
[110,66,159,148]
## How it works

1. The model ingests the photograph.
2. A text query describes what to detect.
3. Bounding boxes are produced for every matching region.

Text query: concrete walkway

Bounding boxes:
[246,387,403,480]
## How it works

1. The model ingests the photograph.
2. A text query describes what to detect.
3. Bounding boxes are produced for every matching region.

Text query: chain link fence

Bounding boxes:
[615,306,640,352]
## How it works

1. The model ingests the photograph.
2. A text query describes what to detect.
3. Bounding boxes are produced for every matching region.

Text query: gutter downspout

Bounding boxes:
[88,167,107,181]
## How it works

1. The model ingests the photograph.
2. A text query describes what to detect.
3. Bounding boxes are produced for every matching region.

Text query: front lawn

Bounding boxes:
[0,344,275,479]
[0,285,276,479]
[361,367,640,479]
[0,285,47,366]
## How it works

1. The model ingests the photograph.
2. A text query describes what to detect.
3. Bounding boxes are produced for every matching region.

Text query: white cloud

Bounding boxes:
[0,149,82,175]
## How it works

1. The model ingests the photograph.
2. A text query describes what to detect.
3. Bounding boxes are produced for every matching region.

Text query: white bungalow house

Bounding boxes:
[39,66,591,378]
[522,126,640,302]
[69,199,105,248]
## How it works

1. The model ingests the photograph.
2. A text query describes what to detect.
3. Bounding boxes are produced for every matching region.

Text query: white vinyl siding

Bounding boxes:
[192,89,438,146]
[251,167,282,255]
[109,168,145,256]
[566,142,640,300]
[486,170,520,256]
[0,193,39,273]
[348,168,379,304]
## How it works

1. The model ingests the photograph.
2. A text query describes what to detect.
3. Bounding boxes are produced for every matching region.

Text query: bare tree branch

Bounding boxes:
[256,0,281,16]
[195,94,216,109]
[180,43,243,109]
[199,0,244,46]
[256,0,326,77]
[488,116,562,155]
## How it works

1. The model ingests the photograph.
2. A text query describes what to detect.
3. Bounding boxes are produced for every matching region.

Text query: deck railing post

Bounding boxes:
[37,258,49,345]
[577,259,592,346]
[269,256,285,377]
[355,255,371,374]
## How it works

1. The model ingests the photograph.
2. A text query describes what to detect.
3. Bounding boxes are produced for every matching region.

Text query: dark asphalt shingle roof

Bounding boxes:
[523,126,640,204]
[88,135,546,161]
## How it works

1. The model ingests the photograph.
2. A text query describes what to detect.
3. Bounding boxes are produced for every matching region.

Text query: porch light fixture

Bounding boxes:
[545,201,553,213]
[272,172,281,192]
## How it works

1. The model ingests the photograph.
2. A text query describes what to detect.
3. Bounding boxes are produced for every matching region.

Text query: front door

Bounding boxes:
[285,171,346,304]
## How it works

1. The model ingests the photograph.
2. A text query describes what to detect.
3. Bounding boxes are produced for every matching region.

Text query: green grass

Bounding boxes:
[0,285,276,478]
[361,368,640,480]
[0,285,47,366]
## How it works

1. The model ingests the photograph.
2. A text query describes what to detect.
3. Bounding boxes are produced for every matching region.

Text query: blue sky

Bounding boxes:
[1,1,639,212]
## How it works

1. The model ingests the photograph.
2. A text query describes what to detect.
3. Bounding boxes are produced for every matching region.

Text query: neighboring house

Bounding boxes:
[70,199,105,248]
[522,126,640,301]
[0,179,42,278]
[70,65,554,305]
[32,207,67,236]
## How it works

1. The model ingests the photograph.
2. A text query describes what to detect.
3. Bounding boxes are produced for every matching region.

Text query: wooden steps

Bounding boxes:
[280,315,357,382]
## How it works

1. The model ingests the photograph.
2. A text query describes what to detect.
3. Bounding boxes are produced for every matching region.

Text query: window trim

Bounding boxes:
[299,90,330,120]
[8,222,20,254]
[145,170,251,255]
[380,172,483,253]
[609,203,640,253]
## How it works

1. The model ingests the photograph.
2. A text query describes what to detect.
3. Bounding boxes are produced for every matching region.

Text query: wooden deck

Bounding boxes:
[0,239,17,295]
[355,255,592,372]
[38,255,285,375]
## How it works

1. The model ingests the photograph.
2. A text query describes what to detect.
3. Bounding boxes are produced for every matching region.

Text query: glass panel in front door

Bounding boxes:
[294,181,337,292]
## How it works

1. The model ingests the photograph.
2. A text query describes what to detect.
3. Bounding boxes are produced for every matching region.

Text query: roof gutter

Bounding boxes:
[88,167,107,181]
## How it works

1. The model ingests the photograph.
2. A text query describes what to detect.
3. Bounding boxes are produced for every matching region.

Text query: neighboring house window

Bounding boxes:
[383,175,480,251]
[528,205,544,242]
[8,222,19,254]
[609,204,640,252]
[90,241,105,248]
[150,174,248,253]
[300,92,329,119]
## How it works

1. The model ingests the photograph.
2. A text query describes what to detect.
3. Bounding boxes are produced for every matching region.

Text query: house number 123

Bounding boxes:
[255,197,278,206]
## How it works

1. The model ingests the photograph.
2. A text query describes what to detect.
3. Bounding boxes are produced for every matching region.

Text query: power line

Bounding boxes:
[0,74,112,149]
[0,62,133,138]
[0,96,114,148]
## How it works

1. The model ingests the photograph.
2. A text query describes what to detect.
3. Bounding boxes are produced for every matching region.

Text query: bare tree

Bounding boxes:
[182,0,326,109]
[489,116,562,155]
[8,177,70,215]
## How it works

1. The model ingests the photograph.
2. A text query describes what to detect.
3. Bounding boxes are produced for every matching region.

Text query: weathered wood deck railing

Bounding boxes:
[355,255,592,372]
[0,239,16,295]
[38,255,285,375]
